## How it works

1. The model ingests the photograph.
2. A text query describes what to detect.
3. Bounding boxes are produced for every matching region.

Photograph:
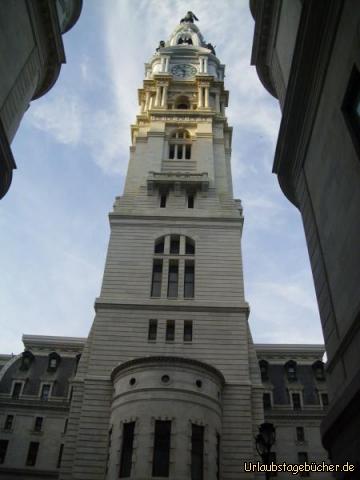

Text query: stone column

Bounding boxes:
[205,86,209,108]
[198,86,203,108]
[165,56,170,72]
[145,91,150,111]
[204,57,208,73]
[215,92,220,112]
[161,85,168,107]
[155,85,161,107]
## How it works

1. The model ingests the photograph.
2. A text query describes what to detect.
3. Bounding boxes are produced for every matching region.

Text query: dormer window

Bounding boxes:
[20,351,34,371]
[312,360,325,381]
[285,360,297,382]
[48,352,61,372]
[177,35,193,45]
[168,129,191,160]
[259,359,269,381]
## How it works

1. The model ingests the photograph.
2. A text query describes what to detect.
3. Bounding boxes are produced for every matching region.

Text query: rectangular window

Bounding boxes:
[216,433,220,480]
[0,440,9,465]
[12,382,22,399]
[296,426,305,442]
[342,65,360,157]
[148,319,158,341]
[321,393,329,408]
[185,144,191,160]
[170,236,180,254]
[166,320,175,342]
[160,195,167,208]
[298,452,309,477]
[26,441,39,466]
[191,424,204,480]
[41,384,51,401]
[183,320,193,342]
[167,261,178,298]
[263,392,272,409]
[34,417,43,432]
[152,420,171,477]
[184,261,195,298]
[292,393,301,410]
[177,144,183,159]
[4,415,14,431]
[151,260,163,297]
[119,422,135,478]
[188,195,194,208]
[169,144,175,159]
[57,444,64,468]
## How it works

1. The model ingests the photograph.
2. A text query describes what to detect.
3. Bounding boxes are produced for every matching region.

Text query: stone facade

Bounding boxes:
[0,0,82,199]
[250,1,360,475]
[0,336,330,479]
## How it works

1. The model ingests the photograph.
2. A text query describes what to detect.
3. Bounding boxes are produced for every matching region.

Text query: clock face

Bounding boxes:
[171,64,197,79]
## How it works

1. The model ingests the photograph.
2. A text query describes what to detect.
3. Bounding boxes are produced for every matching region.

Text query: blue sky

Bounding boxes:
[0,0,324,353]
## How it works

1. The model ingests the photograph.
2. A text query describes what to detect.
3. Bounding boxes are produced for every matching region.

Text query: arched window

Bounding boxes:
[177,35,193,45]
[312,360,325,381]
[20,351,34,371]
[151,235,195,299]
[259,359,269,381]
[175,96,190,109]
[285,360,297,382]
[168,129,191,160]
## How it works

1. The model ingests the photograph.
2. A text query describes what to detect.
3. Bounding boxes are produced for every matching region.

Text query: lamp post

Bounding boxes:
[255,422,276,480]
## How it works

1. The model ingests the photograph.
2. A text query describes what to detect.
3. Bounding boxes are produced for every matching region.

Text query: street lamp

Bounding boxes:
[255,422,276,480]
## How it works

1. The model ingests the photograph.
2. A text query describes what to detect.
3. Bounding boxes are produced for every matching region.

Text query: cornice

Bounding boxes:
[0,118,16,199]
[250,0,278,98]
[111,355,225,385]
[273,0,345,206]
[94,299,250,315]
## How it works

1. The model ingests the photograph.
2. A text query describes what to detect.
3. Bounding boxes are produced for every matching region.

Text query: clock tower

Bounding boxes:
[60,15,263,480]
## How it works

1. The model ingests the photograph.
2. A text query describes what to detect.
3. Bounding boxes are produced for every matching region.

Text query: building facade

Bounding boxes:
[0,336,330,479]
[0,0,82,199]
[250,1,360,474]
[0,335,83,479]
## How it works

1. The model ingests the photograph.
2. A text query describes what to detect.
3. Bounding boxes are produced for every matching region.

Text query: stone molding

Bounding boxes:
[111,355,225,385]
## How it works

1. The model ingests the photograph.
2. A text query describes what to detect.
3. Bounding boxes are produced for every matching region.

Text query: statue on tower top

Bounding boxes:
[180,11,199,23]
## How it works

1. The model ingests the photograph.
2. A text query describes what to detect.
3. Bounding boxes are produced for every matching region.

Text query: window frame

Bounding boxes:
[183,320,193,342]
[152,420,171,477]
[151,259,163,297]
[184,260,195,298]
[191,424,204,480]
[119,421,135,478]
[0,440,9,465]
[166,320,175,342]
[40,383,52,401]
[11,381,23,399]
[148,319,158,341]
[34,416,43,433]
[26,441,40,466]
[4,414,14,431]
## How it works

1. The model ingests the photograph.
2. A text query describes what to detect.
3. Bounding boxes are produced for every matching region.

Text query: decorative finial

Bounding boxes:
[180,11,199,23]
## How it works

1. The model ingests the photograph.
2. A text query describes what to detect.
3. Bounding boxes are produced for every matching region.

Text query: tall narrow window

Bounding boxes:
[321,393,329,408]
[41,384,51,401]
[0,440,9,465]
[12,382,22,399]
[177,144,183,159]
[4,415,14,431]
[296,426,305,442]
[169,144,175,159]
[148,319,158,341]
[34,417,43,432]
[166,320,175,341]
[170,236,180,254]
[155,237,165,254]
[160,195,167,208]
[26,442,39,466]
[185,238,195,255]
[298,452,309,477]
[152,420,171,477]
[184,261,195,298]
[216,433,220,480]
[263,393,272,409]
[191,424,204,480]
[188,195,194,208]
[184,320,193,342]
[57,444,64,468]
[151,260,163,297]
[185,144,191,159]
[292,393,301,410]
[167,261,179,298]
[119,422,135,478]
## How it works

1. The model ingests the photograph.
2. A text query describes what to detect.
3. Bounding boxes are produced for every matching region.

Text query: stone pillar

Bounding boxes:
[145,91,150,111]
[161,56,165,72]
[204,57,208,73]
[205,86,209,108]
[165,56,170,72]
[161,85,168,107]
[215,92,220,112]
[155,86,161,107]
[198,86,203,108]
